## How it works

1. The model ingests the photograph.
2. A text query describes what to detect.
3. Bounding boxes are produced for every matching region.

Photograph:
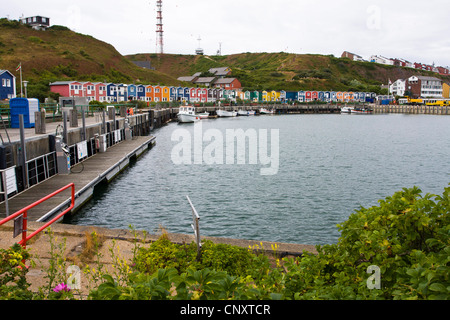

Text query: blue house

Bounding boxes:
[330,92,337,102]
[0,70,16,100]
[286,91,298,102]
[136,85,146,101]
[116,84,127,102]
[169,87,177,102]
[183,88,191,102]
[298,91,306,102]
[127,84,137,100]
[106,83,117,102]
[318,91,325,101]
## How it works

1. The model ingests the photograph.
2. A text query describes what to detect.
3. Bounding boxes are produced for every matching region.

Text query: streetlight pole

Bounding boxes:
[23,81,28,98]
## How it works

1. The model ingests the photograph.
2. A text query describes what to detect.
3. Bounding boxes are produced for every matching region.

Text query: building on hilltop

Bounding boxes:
[209,67,232,77]
[392,58,413,68]
[21,16,50,30]
[370,55,394,65]
[341,51,364,62]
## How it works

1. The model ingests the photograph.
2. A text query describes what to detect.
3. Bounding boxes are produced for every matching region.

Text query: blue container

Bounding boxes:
[9,98,40,128]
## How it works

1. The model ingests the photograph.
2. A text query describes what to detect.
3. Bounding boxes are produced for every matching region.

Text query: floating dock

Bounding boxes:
[0,135,155,222]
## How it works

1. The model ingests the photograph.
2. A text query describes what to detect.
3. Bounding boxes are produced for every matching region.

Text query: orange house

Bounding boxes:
[145,85,154,102]
[153,85,162,102]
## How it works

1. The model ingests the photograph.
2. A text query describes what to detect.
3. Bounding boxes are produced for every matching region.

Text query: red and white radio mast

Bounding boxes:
[156,0,164,55]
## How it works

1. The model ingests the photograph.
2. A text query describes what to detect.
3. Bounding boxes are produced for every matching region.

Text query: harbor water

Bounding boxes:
[64,113,450,245]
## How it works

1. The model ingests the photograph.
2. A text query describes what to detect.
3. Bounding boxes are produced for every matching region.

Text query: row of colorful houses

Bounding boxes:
[49,81,376,104]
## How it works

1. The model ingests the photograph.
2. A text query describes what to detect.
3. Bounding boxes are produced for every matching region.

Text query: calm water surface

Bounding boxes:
[65,114,450,245]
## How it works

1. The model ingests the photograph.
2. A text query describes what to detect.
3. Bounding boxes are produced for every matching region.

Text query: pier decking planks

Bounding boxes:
[0,136,155,222]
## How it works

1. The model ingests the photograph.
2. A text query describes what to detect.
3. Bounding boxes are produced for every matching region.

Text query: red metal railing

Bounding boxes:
[0,183,75,249]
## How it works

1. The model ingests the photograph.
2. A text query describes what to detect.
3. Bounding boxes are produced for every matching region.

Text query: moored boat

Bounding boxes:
[260,108,274,114]
[217,109,237,117]
[340,106,354,113]
[177,106,200,123]
[199,112,210,119]
[351,107,373,114]
[237,110,251,116]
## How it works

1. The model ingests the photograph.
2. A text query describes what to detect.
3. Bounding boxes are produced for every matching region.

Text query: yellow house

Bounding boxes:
[162,86,170,102]
[270,91,280,102]
[262,91,269,101]
[443,83,450,98]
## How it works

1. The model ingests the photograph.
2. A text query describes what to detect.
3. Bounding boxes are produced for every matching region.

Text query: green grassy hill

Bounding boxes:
[0,19,180,101]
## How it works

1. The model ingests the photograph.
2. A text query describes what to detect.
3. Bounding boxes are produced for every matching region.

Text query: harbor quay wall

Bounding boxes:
[372,104,450,115]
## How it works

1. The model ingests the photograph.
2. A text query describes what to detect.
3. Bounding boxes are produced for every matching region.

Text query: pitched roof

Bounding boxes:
[194,77,217,84]
[0,70,15,78]
[178,76,198,82]
[214,78,238,84]
[209,67,231,76]
[416,76,442,81]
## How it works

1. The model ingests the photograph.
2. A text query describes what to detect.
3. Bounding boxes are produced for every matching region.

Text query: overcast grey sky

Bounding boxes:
[4,0,450,67]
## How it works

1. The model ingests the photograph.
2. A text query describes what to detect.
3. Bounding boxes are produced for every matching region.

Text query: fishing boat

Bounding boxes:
[260,108,274,114]
[351,107,373,114]
[237,110,251,116]
[217,109,237,117]
[198,112,210,119]
[340,106,354,113]
[177,106,200,123]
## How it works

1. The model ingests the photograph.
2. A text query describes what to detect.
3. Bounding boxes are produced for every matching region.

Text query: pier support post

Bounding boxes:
[34,110,46,134]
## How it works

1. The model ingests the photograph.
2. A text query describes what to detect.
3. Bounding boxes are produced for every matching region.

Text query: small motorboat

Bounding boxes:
[198,112,210,119]
[351,107,373,114]
[217,109,237,117]
[238,110,250,116]
[260,108,274,114]
[177,106,200,123]
[340,106,354,113]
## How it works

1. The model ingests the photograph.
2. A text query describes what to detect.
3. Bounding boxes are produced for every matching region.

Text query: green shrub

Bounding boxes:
[0,244,33,300]
[282,185,450,300]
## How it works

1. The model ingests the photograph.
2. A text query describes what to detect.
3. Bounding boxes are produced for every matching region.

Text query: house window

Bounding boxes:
[1,79,5,87]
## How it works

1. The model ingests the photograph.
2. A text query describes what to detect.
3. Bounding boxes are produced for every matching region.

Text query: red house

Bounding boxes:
[198,88,208,103]
[50,81,84,97]
[213,78,241,89]
[189,88,198,102]
[305,91,312,101]
[82,82,96,102]
[437,67,450,75]
[95,82,107,102]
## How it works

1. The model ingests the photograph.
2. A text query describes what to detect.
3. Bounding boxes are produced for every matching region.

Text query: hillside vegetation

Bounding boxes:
[0,19,179,100]
[2,18,449,101]
[129,52,450,94]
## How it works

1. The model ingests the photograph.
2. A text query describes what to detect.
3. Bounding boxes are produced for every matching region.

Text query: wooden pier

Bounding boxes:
[0,135,155,222]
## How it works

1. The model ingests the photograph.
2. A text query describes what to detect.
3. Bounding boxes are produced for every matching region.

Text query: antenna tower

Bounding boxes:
[156,0,164,55]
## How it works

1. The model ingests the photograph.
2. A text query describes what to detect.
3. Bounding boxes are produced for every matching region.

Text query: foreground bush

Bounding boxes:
[1,185,449,300]
[90,186,449,300]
